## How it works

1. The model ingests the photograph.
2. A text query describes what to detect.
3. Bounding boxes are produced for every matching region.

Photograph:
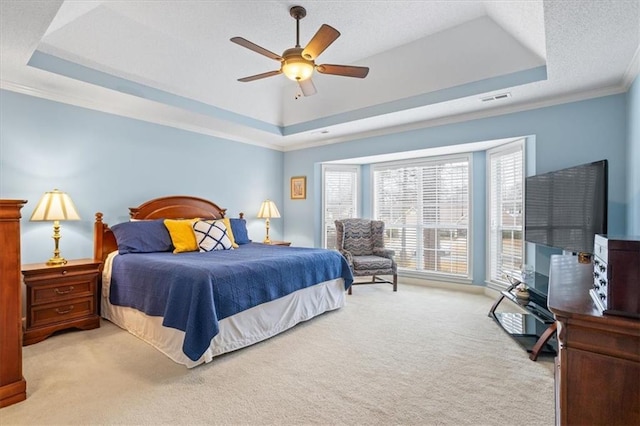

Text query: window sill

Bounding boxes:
[399,270,472,286]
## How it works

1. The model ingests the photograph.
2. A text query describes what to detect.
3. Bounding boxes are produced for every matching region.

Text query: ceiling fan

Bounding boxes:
[231,5,369,97]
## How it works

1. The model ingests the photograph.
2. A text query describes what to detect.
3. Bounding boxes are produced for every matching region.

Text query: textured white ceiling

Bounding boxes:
[1,1,638,151]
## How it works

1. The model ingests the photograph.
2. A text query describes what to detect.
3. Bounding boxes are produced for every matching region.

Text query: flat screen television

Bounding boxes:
[525,159,608,254]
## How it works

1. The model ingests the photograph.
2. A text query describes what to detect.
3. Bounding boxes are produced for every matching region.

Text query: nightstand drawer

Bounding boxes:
[30,279,94,305]
[22,265,99,283]
[29,298,95,328]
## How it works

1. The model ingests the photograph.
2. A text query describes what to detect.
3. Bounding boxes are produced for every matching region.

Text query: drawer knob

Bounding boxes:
[62,270,68,275]
[54,286,74,295]
[55,305,74,315]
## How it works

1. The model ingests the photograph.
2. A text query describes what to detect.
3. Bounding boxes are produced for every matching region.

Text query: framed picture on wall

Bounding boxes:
[290,176,306,200]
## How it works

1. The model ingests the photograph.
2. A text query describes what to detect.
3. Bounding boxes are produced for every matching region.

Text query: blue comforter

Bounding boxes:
[109,243,353,361]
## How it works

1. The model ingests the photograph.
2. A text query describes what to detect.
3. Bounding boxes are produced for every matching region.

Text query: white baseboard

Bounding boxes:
[400,276,487,295]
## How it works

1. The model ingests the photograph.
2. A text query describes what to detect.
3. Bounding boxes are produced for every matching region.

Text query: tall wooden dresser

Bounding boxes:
[547,255,639,425]
[0,199,27,408]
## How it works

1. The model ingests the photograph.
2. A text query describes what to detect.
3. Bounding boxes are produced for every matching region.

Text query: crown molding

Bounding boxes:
[622,44,640,89]
[1,77,629,155]
[283,84,628,152]
[0,78,286,152]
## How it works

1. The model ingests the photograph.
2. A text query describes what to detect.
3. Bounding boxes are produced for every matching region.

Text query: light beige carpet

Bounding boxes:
[1,284,555,425]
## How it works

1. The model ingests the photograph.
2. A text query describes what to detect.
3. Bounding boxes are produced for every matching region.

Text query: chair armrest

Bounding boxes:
[338,249,354,265]
[373,248,395,259]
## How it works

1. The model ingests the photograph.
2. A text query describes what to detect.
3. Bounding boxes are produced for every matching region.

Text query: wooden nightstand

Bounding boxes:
[269,241,291,246]
[22,259,102,345]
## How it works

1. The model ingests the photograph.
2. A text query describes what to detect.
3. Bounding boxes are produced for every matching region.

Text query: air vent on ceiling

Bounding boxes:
[480,92,512,102]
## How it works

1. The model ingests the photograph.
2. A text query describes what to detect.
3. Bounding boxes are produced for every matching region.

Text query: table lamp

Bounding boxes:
[30,189,81,265]
[257,199,281,244]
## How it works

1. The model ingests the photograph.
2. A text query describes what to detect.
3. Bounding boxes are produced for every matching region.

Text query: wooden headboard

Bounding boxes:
[93,195,231,264]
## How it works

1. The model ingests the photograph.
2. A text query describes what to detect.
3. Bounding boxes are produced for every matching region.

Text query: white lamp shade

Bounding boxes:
[30,189,81,221]
[257,200,281,219]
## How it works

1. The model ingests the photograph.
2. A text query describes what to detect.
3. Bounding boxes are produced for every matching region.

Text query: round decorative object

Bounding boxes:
[514,282,530,300]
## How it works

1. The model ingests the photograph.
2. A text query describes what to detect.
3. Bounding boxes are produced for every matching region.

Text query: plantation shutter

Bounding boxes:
[373,155,470,278]
[322,165,359,249]
[488,141,524,287]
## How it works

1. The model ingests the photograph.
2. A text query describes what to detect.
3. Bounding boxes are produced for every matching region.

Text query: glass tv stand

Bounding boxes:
[488,273,557,361]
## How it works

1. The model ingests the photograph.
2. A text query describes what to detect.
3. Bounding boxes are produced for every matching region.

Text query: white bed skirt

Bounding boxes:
[101,252,346,368]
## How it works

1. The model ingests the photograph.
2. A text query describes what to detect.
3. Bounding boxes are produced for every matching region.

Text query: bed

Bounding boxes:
[94,195,353,368]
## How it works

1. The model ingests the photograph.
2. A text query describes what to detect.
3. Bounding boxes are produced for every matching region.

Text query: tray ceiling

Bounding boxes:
[1,1,638,150]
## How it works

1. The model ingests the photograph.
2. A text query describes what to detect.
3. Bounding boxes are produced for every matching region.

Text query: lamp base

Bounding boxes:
[46,257,67,266]
[263,217,271,244]
[47,220,68,266]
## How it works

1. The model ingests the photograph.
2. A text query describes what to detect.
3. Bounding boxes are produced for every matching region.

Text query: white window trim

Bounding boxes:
[485,139,525,291]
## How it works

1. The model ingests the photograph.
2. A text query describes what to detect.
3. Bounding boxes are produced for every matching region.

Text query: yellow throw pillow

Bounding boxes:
[220,217,239,248]
[164,218,199,253]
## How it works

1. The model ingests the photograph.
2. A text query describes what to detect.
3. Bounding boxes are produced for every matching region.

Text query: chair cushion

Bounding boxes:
[343,220,373,256]
[352,255,393,271]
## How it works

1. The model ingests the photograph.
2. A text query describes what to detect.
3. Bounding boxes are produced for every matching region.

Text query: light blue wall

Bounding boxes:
[627,75,640,235]
[1,89,632,281]
[0,90,284,264]
[284,94,628,284]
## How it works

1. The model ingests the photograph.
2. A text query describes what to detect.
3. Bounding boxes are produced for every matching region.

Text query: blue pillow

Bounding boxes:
[111,219,173,254]
[229,218,251,244]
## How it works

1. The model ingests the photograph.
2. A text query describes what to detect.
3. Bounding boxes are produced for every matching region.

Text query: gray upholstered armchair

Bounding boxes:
[335,218,397,295]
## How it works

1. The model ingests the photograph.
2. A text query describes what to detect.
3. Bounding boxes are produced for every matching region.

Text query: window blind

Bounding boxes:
[373,155,470,278]
[322,165,359,249]
[488,141,524,287]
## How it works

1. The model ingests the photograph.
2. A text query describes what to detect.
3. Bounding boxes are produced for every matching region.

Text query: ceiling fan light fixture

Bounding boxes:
[282,60,314,81]
[282,48,314,81]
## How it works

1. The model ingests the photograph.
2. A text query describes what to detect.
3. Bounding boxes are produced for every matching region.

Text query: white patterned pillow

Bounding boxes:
[193,220,234,252]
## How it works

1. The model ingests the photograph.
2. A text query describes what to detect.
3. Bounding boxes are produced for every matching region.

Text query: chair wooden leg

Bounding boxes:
[348,273,397,294]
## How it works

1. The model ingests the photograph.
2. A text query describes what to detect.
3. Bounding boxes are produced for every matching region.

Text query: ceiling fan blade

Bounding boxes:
[298,79,317,97]
[238,70,282,82]
[301,24,340,60]
[316,64,369,78]
[230,37,282,61]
